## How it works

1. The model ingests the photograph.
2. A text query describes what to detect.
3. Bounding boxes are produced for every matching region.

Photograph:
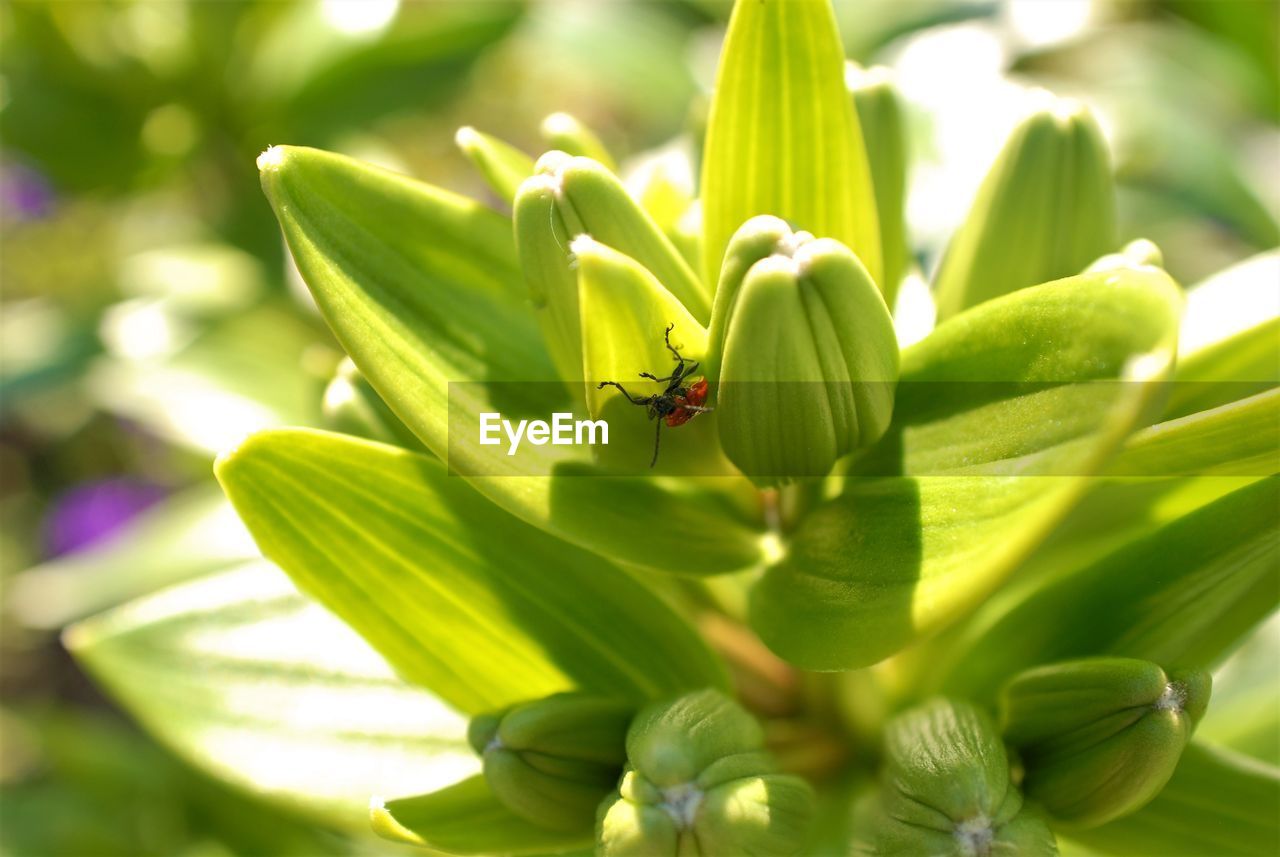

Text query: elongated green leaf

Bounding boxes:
[750,269,1182,669]
[64,561,476,829]
[1166,250,1280,419]
[216,428,729,714]
[701,0,880,288]
[1065,742,1280,856]
[931,476,1279,701]
[1106,389,1280,477]
[373,775,590,855]
[260,144,764,573]
[1199,614,1280,766]
[9,486,257,630]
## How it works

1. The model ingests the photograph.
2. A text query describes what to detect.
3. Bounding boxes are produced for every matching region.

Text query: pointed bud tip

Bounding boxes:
[454,126,479,151]
[542,112,578,135]
[256,145,286,173]
[569,234,598,257]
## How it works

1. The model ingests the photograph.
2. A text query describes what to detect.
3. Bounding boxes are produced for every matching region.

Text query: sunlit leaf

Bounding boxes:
[65,561,477,829]
[372,775,590,855]
[216,428,730,714]
[701,0,880,288]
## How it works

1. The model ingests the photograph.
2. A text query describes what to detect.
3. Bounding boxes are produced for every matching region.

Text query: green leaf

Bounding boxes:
[322,357,427,451]
[216,428,730,714]
[455,126,535,205]
[1166,250,1280,419]
[1064,742,1280,857]
[260,144,764,573]
[8,486,257,630]
[701,0,881,288]
[932,97,1116,321]
[930,476,1279,702]
[750,269,1182,669]
[1105,389,1280,477]
[372,775,591,855]
[64,561,477,829]
[1197,613,1280,766]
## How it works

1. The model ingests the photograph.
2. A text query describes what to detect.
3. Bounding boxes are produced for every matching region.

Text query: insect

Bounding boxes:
[597,324,713,468]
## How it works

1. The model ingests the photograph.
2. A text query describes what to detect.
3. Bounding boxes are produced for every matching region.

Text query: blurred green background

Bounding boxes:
[1,1,1275,855]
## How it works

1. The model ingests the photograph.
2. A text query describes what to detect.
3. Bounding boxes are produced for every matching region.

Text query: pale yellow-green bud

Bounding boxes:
[596,689,814,856]
[999,657,1210,829]
[934,95,1116,320]
[468,693,633,833]
[714,223,898,486]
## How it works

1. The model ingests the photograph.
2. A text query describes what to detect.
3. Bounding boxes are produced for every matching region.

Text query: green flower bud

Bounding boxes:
[540,111,618,172]
[714,225,898,486]
[554,155,709,321]
[934,95,1116,321]
[597,689,815,856]
[999,657,1211,829]
[470,693,633,833]
[1084,237,1164,273]
[848,64,911,308]
[454,126,534,205]
[855,698,1058,856]
[513,154,710,387]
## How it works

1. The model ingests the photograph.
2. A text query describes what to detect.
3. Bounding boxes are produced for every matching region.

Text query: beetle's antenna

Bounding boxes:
[650,420,662,468]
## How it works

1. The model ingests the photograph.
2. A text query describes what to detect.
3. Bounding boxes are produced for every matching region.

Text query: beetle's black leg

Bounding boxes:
[597,381,651,406]
[663,324,684,363]
[650,419,662,468]
[639,371,676,383]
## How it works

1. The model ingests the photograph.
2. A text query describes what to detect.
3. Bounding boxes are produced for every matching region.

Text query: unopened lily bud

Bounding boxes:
[999,657,1211,829]
[469,693,633,833]
[715,230,897,486]
[514,154,709,385]
[541,111,618,172]
[855,698,1058,856]
[934,95,1116,320]
[1085,238,1164,273]
[597,689,814,856]
[454,126,534,204]
[848,64,910,308]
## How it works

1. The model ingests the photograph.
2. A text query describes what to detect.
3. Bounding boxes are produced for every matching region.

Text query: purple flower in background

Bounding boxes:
[44,478,167,557]
[1,162,55,221]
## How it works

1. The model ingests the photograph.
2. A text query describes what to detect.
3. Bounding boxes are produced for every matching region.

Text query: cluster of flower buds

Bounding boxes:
[597,689,815,855]
[999,657,1211,829]
[468,693,634,833]
[854,698,1058,855]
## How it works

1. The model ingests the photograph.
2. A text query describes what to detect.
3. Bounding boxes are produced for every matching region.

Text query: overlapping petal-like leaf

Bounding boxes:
[216,428,729,714]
